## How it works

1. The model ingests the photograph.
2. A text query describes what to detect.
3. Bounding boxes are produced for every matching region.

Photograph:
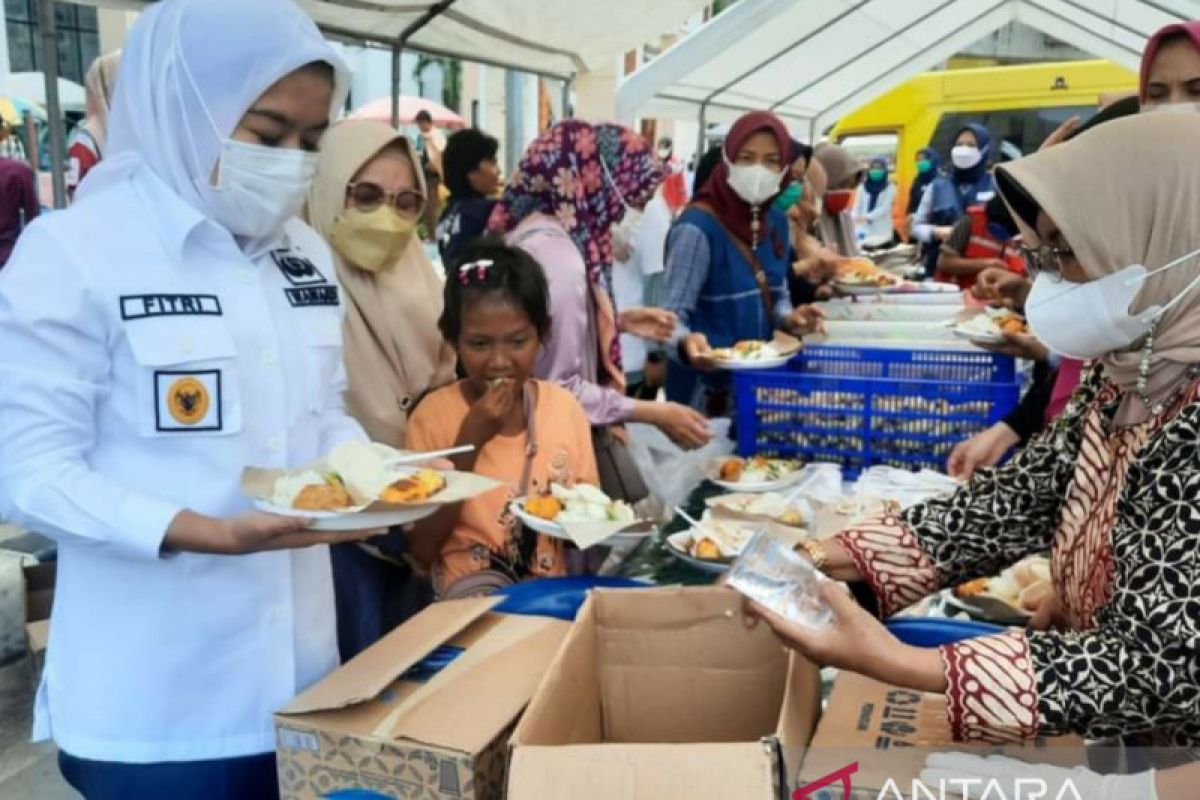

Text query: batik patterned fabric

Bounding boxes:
[487,120,661,373]
[836,367,1200,745]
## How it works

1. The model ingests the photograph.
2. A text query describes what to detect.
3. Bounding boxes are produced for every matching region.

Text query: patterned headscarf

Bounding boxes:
[487,120,662,286]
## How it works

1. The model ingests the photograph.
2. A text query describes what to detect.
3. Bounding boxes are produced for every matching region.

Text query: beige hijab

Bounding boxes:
[813,142,863,257]
[995,113,1200,424]
[83,50,121,155]
[306,119,457,446]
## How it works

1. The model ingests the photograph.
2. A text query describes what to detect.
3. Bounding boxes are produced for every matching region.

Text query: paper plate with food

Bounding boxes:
[707,455,803,492]
[834,258,902,295]
[243,440,501,531]
[710,332,801,371]
[952,308,1028,344]
[945,555,1051,625]
[705,491,811,527]
[509,483,652,548]
[666,514,806,574]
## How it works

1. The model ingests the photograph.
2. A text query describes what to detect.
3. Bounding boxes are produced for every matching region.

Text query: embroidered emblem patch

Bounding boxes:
[155,370,222,432]
[167,377,209,425]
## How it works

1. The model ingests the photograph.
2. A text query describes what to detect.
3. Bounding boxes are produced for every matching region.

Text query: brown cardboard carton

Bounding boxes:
[275,597,569,800]
[23,560,54,686]
[796,672,1087,799]
[508,586,822,800]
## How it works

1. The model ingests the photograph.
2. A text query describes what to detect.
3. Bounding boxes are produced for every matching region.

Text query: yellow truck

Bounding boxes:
[828,59,1136,233]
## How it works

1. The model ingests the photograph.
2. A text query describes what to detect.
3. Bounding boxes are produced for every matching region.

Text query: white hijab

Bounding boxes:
[83,0,349,235]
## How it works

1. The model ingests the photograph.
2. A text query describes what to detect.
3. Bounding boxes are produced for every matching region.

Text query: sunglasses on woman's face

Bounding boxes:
[346,181,424,216]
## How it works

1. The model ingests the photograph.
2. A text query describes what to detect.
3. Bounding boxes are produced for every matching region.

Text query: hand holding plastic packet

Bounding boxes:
[727,529,834,629]
[726,481,835,630]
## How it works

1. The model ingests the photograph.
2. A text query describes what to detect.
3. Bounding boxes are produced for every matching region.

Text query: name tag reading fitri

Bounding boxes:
[120,294,222,320]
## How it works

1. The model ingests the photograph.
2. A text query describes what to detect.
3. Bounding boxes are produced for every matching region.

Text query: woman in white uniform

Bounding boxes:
[0,0,368,797]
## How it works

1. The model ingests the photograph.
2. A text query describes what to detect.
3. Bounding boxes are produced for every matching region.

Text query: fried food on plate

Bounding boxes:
[718,457,744,482]
[380,469,447,504]
[274,471,354,511]
[525,495,564,521]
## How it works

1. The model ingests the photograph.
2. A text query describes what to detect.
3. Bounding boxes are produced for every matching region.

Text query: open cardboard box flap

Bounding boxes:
[509,586,821,800]
[282,596,498,716]
[280,596,570,755]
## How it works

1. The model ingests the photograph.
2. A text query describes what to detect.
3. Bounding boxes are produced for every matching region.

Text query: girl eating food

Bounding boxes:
[406,238,599,598]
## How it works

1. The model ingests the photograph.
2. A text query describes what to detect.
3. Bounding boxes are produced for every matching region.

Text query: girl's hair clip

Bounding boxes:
[457,259,495,285]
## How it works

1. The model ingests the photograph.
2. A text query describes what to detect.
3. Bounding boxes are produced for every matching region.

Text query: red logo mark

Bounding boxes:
[793,762,859,800]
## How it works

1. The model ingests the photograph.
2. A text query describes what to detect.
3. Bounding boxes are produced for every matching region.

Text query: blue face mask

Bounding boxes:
[773,181,804,211]
[916,158,933,174]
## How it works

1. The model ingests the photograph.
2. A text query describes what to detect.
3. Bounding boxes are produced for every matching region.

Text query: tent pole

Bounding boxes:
[697,100,707,163]
[392,0,460,128]
[561,76,572,120]
[38,0,67,208]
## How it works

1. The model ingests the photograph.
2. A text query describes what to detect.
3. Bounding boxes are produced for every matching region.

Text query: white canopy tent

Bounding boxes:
[61,0,709,80]
[41,0,709,207]
[1,73,86,112]
[616,0,1197,143]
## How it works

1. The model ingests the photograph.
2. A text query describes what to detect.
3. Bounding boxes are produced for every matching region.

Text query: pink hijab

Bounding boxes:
[1139,20,1200,102]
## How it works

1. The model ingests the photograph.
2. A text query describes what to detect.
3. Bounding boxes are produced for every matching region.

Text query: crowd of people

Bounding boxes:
[0,0,1197,796]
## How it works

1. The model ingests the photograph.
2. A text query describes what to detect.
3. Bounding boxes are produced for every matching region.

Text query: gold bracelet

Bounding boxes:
[797,538,828,572]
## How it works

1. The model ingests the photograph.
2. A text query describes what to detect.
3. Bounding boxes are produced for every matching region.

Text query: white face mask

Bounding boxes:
[1142,102,1200,114]
[657,147,672,160]
[950,145,982,170]
[200,139,318,240]
[723,154,782,206]
[1026,247,1200,360]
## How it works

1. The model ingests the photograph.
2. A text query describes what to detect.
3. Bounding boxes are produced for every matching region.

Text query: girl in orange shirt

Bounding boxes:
[407,238,598,597]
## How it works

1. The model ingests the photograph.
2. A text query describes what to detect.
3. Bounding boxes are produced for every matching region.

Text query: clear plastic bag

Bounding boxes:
[624,418,734,522]
[727,529,833,629]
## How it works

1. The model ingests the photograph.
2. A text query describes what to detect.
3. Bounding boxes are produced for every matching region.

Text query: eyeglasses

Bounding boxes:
[346,182,425,216]
[1019,242,1074,278]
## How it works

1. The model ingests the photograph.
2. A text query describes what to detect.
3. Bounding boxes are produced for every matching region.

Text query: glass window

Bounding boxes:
[55,2,76,28]
[5,0,31,23]
[6,21,35,72]
[57,28,81,86]
[835,132,900,172]
[926,106,1096,164]
[5,0,101,83]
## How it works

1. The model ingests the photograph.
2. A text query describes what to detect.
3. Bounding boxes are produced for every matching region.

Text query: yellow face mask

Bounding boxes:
[328,207,417,272]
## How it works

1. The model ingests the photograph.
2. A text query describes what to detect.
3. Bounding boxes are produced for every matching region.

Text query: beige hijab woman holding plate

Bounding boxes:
[306,118,456,448]
[748,114,1200,755]
[306,118,455,660]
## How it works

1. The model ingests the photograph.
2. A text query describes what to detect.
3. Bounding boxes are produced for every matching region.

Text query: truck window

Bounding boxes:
[834,132,899,171]
[926,105,1096,163]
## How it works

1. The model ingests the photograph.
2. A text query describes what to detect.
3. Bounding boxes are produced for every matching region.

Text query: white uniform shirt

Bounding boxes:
[0,164,364,763]
[613,195,672,375]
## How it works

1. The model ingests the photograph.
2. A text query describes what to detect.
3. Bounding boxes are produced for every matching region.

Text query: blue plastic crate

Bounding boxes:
[734,346,1020,477]
[793,344,1015,384]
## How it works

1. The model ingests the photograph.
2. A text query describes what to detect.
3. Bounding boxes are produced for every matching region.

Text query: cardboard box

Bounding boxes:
[508,586,822,800]
[275,597,570,800]
[23,560,55,684]
[796,672,1087,799]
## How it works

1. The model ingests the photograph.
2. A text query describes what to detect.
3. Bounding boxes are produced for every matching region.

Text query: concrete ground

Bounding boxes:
[0,523,75,799]
[0,657,75,799]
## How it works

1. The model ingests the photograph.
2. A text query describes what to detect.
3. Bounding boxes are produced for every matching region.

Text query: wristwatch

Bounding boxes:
[796,538,828,572]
